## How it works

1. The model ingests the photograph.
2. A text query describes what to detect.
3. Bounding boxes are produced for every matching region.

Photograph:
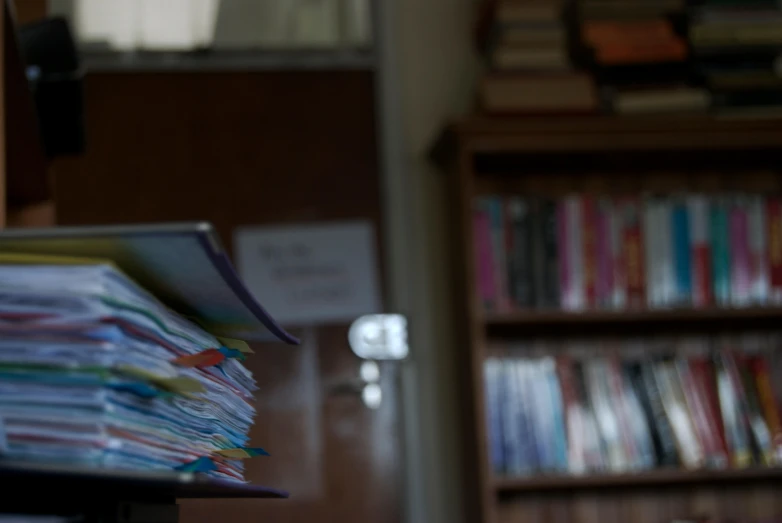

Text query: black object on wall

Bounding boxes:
[19,15,85,159]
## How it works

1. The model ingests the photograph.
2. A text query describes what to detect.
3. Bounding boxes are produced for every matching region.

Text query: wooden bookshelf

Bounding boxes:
[485,307,782,326]
[484,307,782,337]
[436,115,782,523]
[432,116,782,160]
[493,468,782,493]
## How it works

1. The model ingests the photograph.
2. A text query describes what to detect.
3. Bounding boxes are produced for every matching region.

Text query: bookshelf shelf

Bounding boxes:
[493,468,782,493]
[484,307,782,333]
[0,461,287,522]
[0,461,289,501]
[432,116,782,161]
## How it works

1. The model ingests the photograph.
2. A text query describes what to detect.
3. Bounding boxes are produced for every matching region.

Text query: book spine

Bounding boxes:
[543,200,560,308]
[721,349,757,466]
[531,199,547,308]
[654,361,704,468]
[688,195,712,308]
[730,198,751,307]
[610,198,626,309]
[523,359,548,471]
[767,197,782,304]
[623,198,645,309]
[504,199,517,309]
[716,347,753,467]
[575,360,608,471]
[568,195,585,310]
[508,197,533,308]
[751,354,782,464]
[588,358,628,471]
[488,197,511,311]
[607,355,639,468]
[484,357,506,474]
[641,360,681,467]
[736,350,774,465]
[543,357,569,472]
[557,355,586,474]
[691,355,730,468]
[659,199,675,308]
[673,198,692,307]
[711,197,731,307]
[583,196,598,309]
[473,199,496,310]
[504,357,524,474]
[644,197,659,308]
[621,362,655,469]
[677,356,721,467]
[748,194,769,305]
[596,198,613,309]
[558,199,572,310]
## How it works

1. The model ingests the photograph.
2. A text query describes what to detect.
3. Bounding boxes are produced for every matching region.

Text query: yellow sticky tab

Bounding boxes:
[155,376,206,394]
[217,337,253,354]
[117,365,206,395]
[117,365,166,383]
[0,252,118,268]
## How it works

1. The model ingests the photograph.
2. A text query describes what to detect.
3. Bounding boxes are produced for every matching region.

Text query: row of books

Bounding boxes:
[483,334,782,476]
[473,193,782,312]
[476,0,782,117]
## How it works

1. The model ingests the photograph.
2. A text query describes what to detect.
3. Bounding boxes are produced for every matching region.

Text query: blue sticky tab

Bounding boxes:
[108,381,160,399]
[84,325,125,342]
[176,456,217,473]
[218,346,245,361]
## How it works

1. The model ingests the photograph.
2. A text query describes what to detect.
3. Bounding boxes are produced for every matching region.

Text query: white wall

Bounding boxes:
[383,1,478,522]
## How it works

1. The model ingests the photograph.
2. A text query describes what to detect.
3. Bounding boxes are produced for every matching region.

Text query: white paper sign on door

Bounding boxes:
[234,220,382,326]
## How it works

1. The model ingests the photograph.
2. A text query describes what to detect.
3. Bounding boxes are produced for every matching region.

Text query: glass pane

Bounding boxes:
[47,0,373,52]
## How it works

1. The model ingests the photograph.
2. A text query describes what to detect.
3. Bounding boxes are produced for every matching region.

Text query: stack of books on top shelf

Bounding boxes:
[691,0,782,118]
[484,333,782,477]
[669,519,782,523]
[578,0,710,114]
[475,0,598,114]
[472,0,782,118]
[472,193,782,313]
[0,225,296,486]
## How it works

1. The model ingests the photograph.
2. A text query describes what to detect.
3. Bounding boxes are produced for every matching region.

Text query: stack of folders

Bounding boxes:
[0,255,262,482]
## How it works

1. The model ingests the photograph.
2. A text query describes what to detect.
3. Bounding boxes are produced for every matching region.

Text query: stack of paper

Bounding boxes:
[0,257,261,482]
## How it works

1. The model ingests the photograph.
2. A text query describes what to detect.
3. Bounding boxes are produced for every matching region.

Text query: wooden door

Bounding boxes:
[52,70,402,523]
[6,0,56,227]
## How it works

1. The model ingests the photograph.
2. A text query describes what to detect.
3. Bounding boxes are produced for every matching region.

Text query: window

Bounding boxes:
[48,0,373,52]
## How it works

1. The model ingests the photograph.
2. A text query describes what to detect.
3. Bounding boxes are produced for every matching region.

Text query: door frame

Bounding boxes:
[372,3,456,523]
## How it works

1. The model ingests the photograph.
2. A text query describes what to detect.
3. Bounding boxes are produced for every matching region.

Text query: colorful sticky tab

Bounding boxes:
[155,376,206,395]
[116,365,206,395]
[217,337,254,354]
[172,348,225,368]
[0,415,8,454]
[108,381,163,399]
[0,252,118,267]
[116,364,168,382]
[213,447,270,459]
[173,347,246,368]
[176,456,217,473]
[218,346,246,361]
